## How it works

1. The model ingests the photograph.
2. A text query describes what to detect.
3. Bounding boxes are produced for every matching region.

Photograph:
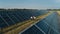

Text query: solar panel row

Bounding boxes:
[21,25,44,34]
[21,12,59,34]
[0,10,48,28]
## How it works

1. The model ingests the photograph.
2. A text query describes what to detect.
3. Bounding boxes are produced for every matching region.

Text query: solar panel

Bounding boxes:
[43,12,58,30]
[36,20,50,34]
[49,28,58,34]
[36,12,59,34]
[0,16,8,28]
[7,12,19,23]
[21,25,43,34]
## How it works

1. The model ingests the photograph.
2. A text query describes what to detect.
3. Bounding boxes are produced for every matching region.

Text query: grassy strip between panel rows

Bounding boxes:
[2,12,53,34]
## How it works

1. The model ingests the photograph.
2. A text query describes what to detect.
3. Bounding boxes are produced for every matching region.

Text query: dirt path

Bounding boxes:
[3,12,53,34]
[56,11,60,32]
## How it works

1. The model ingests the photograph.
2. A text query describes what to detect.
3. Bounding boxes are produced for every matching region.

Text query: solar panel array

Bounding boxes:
[21,12,60,34]
[0,9,48,28]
